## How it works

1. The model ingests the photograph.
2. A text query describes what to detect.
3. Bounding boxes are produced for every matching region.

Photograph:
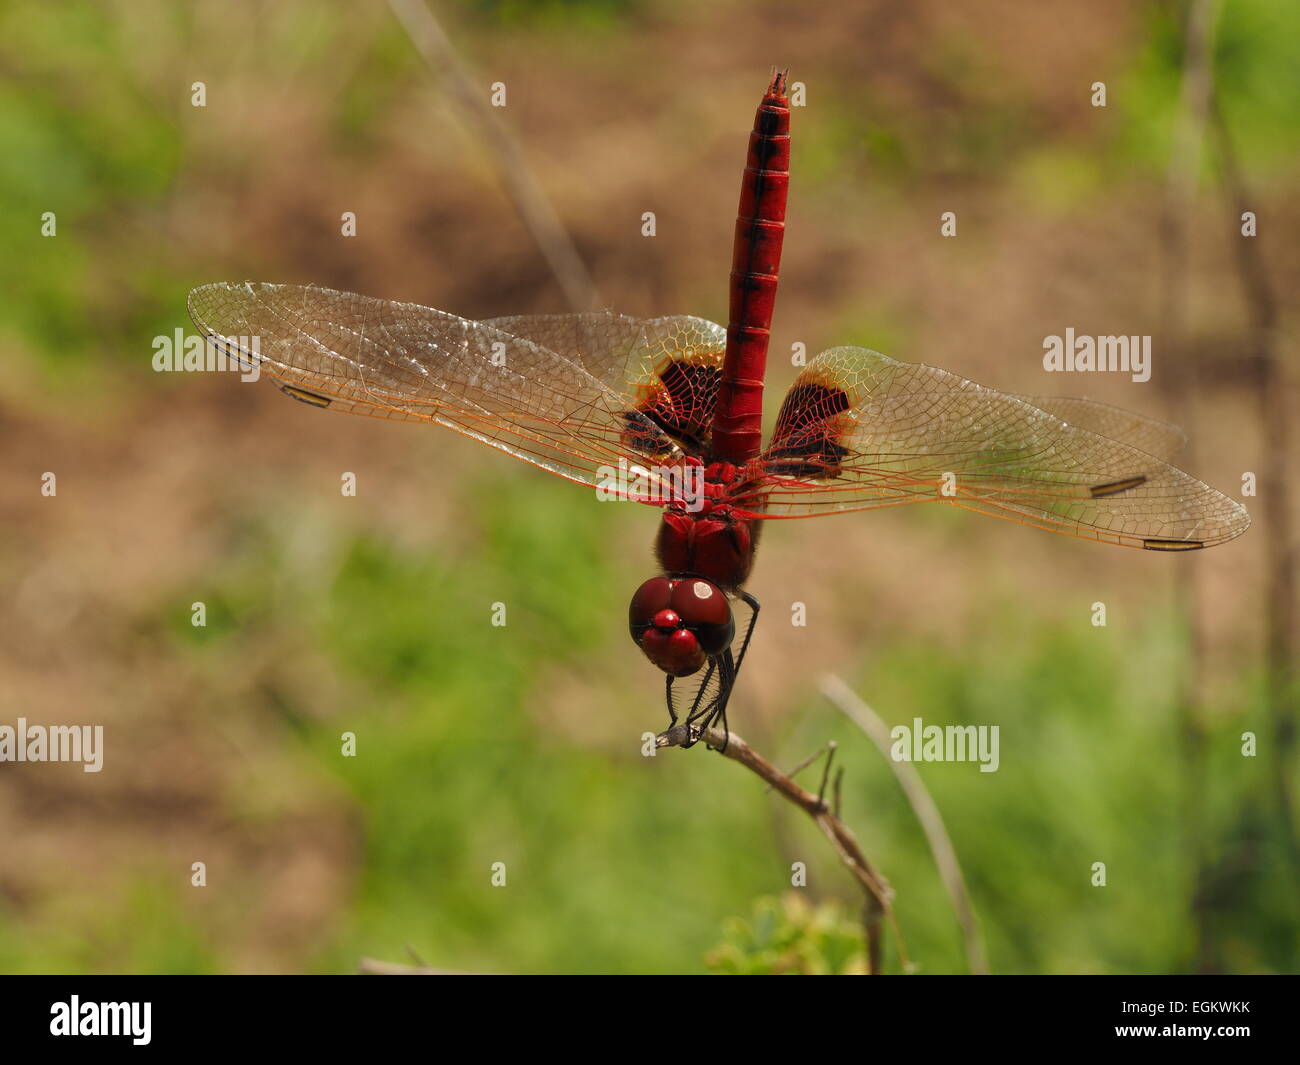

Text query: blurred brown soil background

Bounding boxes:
[0,0,1294,972]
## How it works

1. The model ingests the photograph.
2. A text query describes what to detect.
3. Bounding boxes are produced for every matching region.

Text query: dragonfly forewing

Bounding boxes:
[187,283,724,499]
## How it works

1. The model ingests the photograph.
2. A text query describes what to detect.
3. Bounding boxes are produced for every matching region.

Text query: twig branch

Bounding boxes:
[387,0,599,311]
[656,722,899,974]
[820,675,990,975]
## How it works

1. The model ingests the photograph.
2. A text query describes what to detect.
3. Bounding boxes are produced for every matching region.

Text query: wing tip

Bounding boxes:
[1142,499,1251,551]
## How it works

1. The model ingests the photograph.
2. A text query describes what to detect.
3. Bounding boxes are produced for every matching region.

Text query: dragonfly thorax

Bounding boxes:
[655,462,762,591]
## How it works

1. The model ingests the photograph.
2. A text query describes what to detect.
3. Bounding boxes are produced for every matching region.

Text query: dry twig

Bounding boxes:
[656,722,899,974]
[821,675,990,975]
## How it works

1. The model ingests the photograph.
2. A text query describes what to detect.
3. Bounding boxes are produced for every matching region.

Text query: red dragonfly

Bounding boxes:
[189,71,1249,746]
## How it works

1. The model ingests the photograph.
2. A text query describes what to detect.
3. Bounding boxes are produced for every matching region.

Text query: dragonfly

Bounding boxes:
[188,71,1250,748]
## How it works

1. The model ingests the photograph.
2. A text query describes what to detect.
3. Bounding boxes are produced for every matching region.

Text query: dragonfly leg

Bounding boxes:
[664,674,679,729]
[732,591,761,676]
[711,689,732,755]
[679,659,719,749]
[691,592,757,753]
[700,650,737,754]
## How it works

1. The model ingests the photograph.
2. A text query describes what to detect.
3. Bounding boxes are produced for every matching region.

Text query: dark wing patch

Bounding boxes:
[630,359,722,458]
[483,310,726,463]
[764,377,853,477]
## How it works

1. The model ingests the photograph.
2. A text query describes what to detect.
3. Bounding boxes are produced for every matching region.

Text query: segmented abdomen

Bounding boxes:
[710,71,790,466]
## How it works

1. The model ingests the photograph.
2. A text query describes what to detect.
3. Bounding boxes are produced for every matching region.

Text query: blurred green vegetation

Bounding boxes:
[461,0,634,30]
[708,895,868,975]
[0,878,219,976]
[1118,0,1300,176]
[3,0,1298,370]
[5,465,1287,974]
[0,2,182,368]
[1,1,1294,975]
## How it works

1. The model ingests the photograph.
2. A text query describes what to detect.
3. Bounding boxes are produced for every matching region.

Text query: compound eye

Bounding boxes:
[670,579,734,656]
[628,576,674,641]
[639,626,705,677]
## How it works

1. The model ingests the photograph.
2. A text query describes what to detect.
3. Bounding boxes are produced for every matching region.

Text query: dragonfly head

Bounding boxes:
[628,575,734,676]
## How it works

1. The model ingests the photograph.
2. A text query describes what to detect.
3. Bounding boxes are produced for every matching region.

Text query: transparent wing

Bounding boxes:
[1006,395,1187,463]
[481,311,727,459]
[187,282,727,495]
[755,346,1249,551]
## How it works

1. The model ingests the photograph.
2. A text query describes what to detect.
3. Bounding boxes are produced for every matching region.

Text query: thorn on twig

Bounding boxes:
[766,740,835,794]
[816,742,838,811]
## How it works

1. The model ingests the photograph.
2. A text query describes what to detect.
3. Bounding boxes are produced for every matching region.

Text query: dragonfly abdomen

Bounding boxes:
[712,70,790,466]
